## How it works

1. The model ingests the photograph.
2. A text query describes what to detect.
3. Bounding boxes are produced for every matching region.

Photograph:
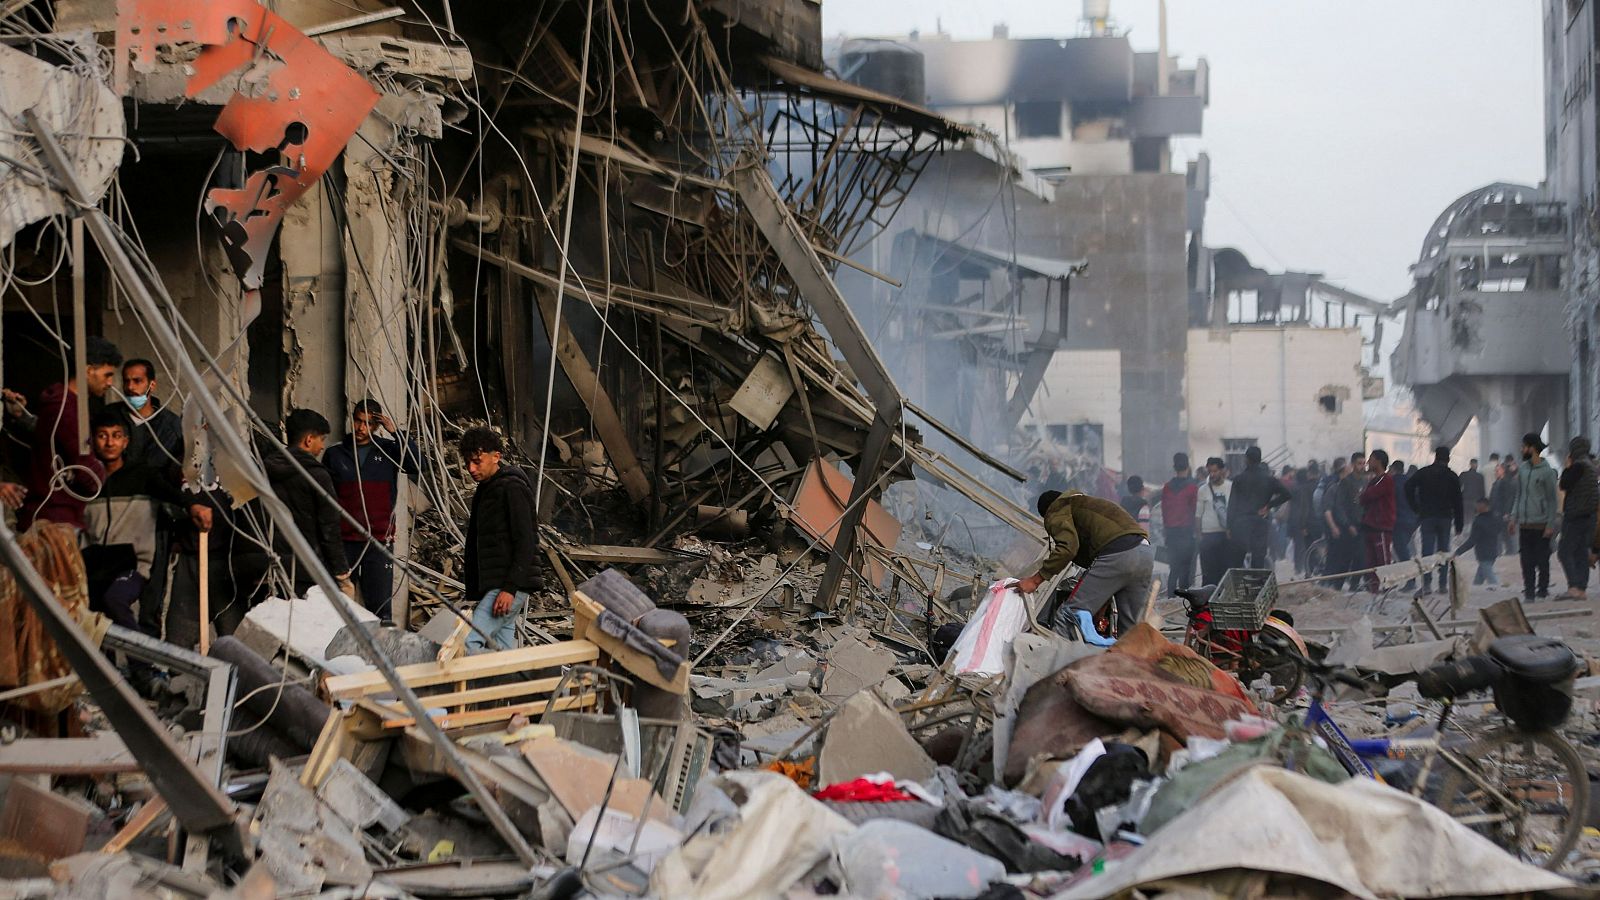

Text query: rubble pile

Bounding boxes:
[4,543,1599,899]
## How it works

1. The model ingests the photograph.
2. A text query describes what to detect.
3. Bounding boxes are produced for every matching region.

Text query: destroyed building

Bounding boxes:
[3,1,1600,895]
[1543,0,1600,446]
[1188,246,1393,470]
[833,5,1207,481]
[1390,183,1570,453]
[1,0,1046,630]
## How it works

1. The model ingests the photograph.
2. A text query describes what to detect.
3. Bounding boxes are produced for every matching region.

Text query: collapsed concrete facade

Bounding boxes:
[1391,184,1570,455]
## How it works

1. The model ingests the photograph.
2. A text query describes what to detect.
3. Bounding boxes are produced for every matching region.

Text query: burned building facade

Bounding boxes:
[834,11,1207,481]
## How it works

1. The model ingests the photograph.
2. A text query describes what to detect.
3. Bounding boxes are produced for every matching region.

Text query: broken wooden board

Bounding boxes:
[521,736,671,824]
[0,734,137,775]
[323,641,601,700]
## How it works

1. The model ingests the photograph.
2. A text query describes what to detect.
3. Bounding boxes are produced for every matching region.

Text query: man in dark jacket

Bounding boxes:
[460,426,541,652]
[113,358,184,471]
[1227,446,1292,569]
[1461,458,1486,529]
[1390,459,1419,589]
[1288,464,1319,575]
[1019,489,1152,635]
[1328,453,1366,591]
[1404,446,1463,593]
[324,399,423,622]
[1160,452,1199,591]
[264,409,351,595]
[1358,450,1396,592]
[1492,459,1521,556]
[1558,436,1597,600]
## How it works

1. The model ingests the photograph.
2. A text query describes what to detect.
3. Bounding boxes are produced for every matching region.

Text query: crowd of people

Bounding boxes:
[1147,436,1600,604]
[1,337,539,681]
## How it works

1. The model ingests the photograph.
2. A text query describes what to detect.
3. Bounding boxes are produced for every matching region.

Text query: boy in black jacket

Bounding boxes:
[1454,497,1502,586]
[460,427,541,652]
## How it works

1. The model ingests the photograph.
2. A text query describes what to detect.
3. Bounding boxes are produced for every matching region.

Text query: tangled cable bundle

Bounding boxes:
[0,522,102,714]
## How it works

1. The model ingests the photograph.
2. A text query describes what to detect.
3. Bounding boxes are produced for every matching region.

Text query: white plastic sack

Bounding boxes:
[835,819,1006,900]
[948,579,1030,676]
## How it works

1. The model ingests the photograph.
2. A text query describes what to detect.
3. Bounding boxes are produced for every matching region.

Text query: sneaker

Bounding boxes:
[1537,588,1550,599]
[1524,593,1537,604]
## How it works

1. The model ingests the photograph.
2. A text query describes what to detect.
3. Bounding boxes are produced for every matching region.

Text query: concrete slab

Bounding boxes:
[817,692,935,787]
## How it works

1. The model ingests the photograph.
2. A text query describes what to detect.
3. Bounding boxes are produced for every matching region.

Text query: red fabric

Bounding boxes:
[20,383,105,532]
[336,479,396,542]
[813,778,914,803]
[1161,478,1198,529]
[1359,473,1396,531]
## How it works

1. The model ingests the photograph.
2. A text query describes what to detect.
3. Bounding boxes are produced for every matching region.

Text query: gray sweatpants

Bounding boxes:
[1052,540,1155,635]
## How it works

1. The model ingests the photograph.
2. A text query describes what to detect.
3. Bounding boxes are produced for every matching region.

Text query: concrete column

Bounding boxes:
[342,119,412,626]
[279,180,347,426]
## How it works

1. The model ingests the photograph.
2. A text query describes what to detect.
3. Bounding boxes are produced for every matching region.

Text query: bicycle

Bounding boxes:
[1176,583,1302,703]
[1283,634,1588,870]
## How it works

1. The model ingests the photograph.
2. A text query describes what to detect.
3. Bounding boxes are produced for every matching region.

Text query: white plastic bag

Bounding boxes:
[948,579,1030,676]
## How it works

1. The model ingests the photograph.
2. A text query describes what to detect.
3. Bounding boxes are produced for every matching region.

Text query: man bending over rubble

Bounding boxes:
[460,427,541,652]
[1017,490,1152,635]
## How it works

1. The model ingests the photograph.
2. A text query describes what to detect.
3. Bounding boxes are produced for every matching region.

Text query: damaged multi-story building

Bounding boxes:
[1542,0,1600,447]
[0,0,1044,633]
[833,3,1392,481]
[833,3,1207,482]
[1391,184,1568,454]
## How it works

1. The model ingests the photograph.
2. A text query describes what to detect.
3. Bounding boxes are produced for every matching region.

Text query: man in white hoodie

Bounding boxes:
[1194,457,1236,585]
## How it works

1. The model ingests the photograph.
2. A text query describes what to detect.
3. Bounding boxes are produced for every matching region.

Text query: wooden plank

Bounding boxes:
[324,641,601,699]
[380,674,570,711]
[382,694,596,730]
[101,798,168,854]
[0,735,137,774]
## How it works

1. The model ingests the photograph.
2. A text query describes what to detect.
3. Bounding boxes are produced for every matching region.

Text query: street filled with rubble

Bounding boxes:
[2,0,1599,898]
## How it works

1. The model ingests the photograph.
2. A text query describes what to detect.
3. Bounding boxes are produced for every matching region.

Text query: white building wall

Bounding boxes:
[1020,349,1124,471]
[1185,327,1365,468]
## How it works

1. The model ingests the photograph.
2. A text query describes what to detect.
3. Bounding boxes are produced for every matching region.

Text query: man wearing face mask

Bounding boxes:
[114,359,184,472]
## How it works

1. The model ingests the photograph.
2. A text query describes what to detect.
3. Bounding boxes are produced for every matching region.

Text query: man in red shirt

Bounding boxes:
[1161,452,1199,591]
[19,336,121,532]
[1359,449,1396,593]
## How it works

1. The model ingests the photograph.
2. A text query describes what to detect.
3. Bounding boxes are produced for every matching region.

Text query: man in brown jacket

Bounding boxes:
[1017,490,1153,635]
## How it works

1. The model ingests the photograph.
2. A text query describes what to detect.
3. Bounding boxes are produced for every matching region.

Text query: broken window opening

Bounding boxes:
[1014,101,1063,139]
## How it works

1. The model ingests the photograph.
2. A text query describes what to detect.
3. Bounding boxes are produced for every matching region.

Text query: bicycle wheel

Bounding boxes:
[1238,643,1302,704]
[1433,727,1588,870]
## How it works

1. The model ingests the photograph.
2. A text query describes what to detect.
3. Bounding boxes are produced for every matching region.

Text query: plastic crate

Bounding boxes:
[1210,568,1276,630]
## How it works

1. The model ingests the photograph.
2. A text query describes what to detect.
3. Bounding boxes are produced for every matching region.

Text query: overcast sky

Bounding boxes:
[823,0,1546,302]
